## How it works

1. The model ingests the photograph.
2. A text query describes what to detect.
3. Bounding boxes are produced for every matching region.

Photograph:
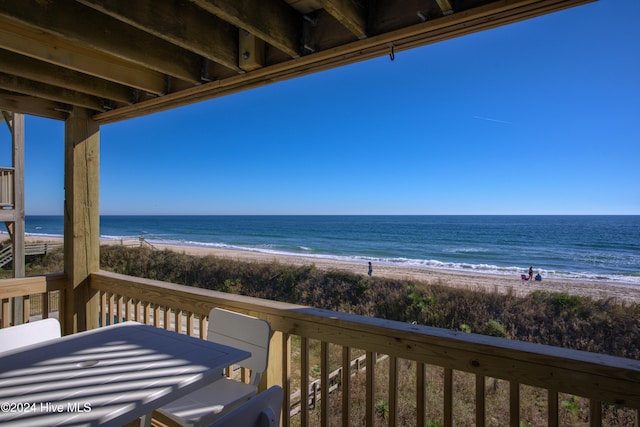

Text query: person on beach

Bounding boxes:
[368,262,372,276]
[529,266,533,281]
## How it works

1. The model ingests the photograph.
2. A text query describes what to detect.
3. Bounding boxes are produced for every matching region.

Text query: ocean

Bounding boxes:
[22,215,640,286]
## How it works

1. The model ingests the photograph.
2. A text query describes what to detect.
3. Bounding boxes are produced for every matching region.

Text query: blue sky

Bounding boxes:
[3,0,639,215]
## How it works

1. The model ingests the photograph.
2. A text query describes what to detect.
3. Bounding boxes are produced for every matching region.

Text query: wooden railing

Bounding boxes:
[87,270,640,427]
[1,271,638,425]
[0,273,65,327]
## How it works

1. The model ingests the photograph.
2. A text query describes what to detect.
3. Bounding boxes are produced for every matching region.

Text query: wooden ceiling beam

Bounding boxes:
[0,73,106,112]
[435,0,454,16]
[322,0,367,39]
[190,0,302,58]
[0,16,166,95]
[0,90,69,121]
[0,0,202,84]
[76,0,241,73]
[0,50,133,105]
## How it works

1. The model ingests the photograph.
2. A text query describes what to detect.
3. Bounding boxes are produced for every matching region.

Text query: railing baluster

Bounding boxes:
[174,308,182,334]
[134,299,139,320]
[42,292,49,319]
[164,308,171,330]
[389,356,398,427]
[548,389,559,427]
[100,292,109,326]
[281,333,291,427]
[125,297,132,321]
[417,362,425,427]
[366,351,376,427]
[589,399,602,427]
[187,312,194,336]
[301,337,310,426]
[22,295,29,323]
[116,295,123,324]
[444,368,453,427]
[154,305,161,328]
[510,381,520,427]
[320,341,329,427]
[199,314,206,340]
[475,374,485,427]
[342,346,351,427]
[143,302,150,325]
[105,293,111,324]
[109,293,115,325]
[3,297,13,326]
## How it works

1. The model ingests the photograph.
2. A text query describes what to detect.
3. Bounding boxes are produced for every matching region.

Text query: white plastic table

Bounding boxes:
[0,321,250,427]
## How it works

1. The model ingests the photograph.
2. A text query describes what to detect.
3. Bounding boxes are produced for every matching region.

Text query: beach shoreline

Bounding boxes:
[18,235,640,304]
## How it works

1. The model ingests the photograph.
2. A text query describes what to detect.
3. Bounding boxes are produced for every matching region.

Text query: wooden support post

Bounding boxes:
[262,329,285,394]
[3,112,26,325]
[63,107,100,335]
[12,113,25,325]
[12,112,25,281]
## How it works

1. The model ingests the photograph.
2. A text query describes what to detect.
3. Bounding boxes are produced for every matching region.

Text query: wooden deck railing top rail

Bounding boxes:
[0,273,66,300]
[0,273,65,326]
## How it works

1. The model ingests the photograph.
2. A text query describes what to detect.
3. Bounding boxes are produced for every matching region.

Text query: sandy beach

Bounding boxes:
[22,235,640,304]
[154,242,640,304]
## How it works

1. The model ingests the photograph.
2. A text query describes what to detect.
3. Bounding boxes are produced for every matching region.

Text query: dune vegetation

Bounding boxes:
[95,245,639,359]
[15,244,640,359]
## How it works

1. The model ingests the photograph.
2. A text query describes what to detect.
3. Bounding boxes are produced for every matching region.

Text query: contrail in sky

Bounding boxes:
[473,115,512,124]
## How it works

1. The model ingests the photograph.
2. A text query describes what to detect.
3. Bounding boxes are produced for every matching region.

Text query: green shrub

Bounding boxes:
[375,399,389,420]
[484,319,508,338]
[552,293,581,310]
[459,323,472,333]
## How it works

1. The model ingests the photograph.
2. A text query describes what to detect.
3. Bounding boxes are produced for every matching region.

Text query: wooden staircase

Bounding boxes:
[0,243,62,268]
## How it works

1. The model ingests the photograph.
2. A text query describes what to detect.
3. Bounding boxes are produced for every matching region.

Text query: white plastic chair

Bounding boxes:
[209,385,283,427]
[155,308,272,427]
[0,318,61,354]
